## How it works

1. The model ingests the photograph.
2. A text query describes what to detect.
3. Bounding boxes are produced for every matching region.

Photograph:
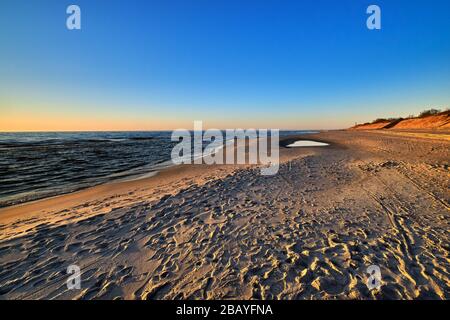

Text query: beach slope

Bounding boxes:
[0,131,449,299]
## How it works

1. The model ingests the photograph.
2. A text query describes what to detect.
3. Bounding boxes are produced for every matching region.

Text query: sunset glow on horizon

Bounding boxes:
[1,0,449,131]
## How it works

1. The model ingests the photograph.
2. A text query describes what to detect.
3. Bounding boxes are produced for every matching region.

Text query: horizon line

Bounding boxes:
[0,128,340,133]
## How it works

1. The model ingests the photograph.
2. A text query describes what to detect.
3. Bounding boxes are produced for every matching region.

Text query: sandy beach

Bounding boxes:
[0,130,449,300]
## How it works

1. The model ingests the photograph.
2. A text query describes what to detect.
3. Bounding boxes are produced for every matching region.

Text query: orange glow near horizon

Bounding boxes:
[0,114,183,132]
[0,102,371,131]
[0,113,352,132]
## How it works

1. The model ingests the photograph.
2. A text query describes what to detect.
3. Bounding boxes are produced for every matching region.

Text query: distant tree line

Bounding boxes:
[418,108,444,118]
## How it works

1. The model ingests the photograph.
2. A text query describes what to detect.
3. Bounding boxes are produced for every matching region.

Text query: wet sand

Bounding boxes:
[0,130,449,299]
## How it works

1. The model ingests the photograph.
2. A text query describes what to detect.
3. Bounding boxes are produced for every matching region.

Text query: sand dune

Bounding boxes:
[351,120,393,130]
[352,111,450,130]
[392,113,450,129]
[0,131,449,299]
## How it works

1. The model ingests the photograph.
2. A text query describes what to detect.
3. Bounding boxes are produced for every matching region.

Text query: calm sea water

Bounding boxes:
[0,130,315,207]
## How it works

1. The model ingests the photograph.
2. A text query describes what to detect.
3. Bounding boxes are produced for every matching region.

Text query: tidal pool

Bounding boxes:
[286,140,329,147]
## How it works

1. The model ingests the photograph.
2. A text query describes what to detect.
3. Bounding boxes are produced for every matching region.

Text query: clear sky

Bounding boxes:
[1,0,449,131]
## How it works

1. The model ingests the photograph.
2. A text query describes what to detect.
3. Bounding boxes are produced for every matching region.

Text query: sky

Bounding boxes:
[0,0,449,131]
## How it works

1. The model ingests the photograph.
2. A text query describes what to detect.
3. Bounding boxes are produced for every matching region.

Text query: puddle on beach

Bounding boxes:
[286,140,329,147]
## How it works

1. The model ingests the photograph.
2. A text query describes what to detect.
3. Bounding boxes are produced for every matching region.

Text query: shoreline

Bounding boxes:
[0,161,248,239]
[0,130,315,209]
[0,132,315,226]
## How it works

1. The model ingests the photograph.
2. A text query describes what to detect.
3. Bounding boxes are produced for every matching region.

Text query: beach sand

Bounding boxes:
[0,130,449,299]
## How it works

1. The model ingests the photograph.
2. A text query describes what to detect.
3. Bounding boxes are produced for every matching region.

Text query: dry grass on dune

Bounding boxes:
[352,110,450,130]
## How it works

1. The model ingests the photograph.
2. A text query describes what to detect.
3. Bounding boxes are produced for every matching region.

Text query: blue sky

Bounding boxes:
[1,0,449,130]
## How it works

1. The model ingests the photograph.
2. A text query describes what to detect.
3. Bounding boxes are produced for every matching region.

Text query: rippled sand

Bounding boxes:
[0,130,449,299]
